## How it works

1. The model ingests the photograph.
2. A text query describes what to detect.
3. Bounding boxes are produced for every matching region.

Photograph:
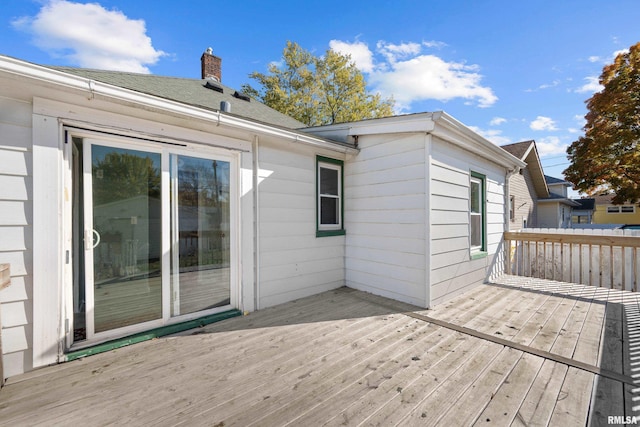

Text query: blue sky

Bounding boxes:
[2,0,639,194]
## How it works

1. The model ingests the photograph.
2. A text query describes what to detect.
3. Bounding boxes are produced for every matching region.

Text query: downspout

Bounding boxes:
[252,135,260,311]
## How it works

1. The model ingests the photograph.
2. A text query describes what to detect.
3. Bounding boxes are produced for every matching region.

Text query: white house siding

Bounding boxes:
[344,133,427,307]
[509,168,537,230]
[256,138,346,308]
[0,91,34,377]
[430,137,506,306]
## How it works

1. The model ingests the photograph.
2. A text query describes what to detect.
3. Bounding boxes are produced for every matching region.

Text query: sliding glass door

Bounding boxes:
[71,136,235,345]
[171,155,231,316]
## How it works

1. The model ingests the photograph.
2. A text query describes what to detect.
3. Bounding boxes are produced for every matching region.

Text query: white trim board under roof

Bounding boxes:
[305,111,525,170]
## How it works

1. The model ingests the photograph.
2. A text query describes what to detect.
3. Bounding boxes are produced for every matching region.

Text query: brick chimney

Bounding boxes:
[201,47,222,81]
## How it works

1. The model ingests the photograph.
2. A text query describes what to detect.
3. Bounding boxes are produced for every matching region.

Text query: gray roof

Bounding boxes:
[501,140,533,160]
[544,175,570,185]
[47,66,306,130]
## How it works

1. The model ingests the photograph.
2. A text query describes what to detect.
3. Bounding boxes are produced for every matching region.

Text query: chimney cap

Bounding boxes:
[205,47,213,55]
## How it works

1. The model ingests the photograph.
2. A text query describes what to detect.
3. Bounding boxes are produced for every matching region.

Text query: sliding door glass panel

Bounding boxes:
[91,145,162,332]
[171,155,230,316]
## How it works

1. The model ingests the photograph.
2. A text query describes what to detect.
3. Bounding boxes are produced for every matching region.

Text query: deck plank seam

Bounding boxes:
[403,311,635,387]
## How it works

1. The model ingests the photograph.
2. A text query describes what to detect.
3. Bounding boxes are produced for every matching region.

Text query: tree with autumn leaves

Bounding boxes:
[565,42,640,204]
[242,41,394,127]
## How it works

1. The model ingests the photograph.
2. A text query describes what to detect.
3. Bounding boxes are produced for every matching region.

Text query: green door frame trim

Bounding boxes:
[65,309,242,361]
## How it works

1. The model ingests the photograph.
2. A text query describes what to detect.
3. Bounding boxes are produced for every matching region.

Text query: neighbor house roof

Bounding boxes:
[501,140,549,198]
[537,194,581,207]
[544,175,572,186]
[47,66,306,130]
[573,198,595,211]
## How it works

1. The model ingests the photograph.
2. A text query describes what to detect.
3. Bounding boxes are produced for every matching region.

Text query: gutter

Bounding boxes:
[0,55,358,156]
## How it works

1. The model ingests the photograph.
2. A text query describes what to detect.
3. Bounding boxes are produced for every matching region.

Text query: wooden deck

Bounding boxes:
[1,275,639,426]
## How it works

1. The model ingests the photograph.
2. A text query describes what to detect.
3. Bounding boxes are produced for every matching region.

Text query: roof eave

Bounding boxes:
[0,55,358,155]
[431,111,526,170]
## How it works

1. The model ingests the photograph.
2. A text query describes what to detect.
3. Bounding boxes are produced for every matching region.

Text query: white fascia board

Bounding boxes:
[304,112,437,139]
[0,55,357,155]
[431,111,526,170]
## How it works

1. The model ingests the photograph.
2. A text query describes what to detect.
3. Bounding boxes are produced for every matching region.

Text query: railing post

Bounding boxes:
[505,234,512,275]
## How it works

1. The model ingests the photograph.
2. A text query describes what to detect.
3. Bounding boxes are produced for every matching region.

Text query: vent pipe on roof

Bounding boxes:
[220,101,231,113]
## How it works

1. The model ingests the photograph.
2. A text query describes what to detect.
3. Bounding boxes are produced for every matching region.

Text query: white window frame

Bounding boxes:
[470,172,486,255]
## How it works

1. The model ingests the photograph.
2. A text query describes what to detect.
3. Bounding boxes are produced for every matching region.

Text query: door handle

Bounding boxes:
[86,229,101,249]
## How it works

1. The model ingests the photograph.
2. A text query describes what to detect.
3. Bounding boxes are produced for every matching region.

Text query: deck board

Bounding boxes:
[1,275,638,426]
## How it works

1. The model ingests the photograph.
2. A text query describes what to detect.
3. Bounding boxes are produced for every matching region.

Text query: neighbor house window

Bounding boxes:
[470,172,486,255]
[316,156,345,237]
[607,205,636,213]
[510,195,515,221]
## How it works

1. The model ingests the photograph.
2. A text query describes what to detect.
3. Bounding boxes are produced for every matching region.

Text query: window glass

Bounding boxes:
[471,180,481,213]
[320,196,339,224]
[621,205,635,213]
[320,167,338,195]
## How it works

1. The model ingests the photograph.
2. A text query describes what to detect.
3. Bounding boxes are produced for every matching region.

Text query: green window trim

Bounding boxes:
[470,171,486,254]
[316,155,345,237]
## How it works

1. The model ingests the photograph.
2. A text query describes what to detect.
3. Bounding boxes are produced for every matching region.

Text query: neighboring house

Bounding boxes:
[537,175,580,228]
[592,194,640,225]
[500,140,549,230]
[571,198,595,225]
[0,51,523,378]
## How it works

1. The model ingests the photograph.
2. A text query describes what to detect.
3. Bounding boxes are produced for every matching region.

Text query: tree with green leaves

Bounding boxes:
[242,41,394,127]
[564,42,640,204]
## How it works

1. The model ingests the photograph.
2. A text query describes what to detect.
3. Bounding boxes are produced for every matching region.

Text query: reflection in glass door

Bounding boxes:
[71,136,234,345]
[78,142,163,339]
[171,155,230,316]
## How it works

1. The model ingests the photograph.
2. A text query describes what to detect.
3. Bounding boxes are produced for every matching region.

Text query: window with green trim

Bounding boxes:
[470,172,486,254]
[316,156,345,237]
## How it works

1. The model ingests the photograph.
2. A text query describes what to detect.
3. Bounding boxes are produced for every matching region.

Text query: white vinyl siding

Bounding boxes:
[344,133,427,307]
[430,138,506,306]
[508,168,538,230]
[0,94,33,377]
[257,140,345,308]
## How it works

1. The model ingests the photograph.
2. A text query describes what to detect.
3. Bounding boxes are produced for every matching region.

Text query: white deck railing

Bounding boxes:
[504,228,640,291]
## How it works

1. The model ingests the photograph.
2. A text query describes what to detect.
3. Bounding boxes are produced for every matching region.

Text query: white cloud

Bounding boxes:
[588,56,601,63]
[490,117,507,126]
[575,76,603,93]
[12,0,165,73]
[376,41,422,64]
[530,116,558,131]
[422,40,447,49]
[536,136,568,157]
[329,39,374,73]
[328,39,497,111]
